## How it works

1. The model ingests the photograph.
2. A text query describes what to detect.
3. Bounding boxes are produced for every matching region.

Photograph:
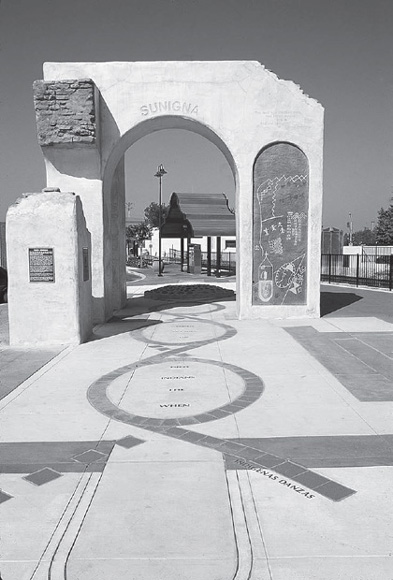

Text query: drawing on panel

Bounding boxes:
[252,143,309,305]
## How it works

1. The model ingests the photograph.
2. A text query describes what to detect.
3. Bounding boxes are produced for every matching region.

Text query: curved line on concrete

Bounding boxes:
[131,315,237,346]
[126,267,146,282]
[87,313,263,427]
[87,356,264,428]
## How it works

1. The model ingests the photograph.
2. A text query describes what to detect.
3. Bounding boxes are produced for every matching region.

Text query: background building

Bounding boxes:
[321,227,343,254]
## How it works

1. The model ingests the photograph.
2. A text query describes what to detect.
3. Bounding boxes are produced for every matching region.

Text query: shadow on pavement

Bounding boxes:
[320,291,363,316]
[90,287,234,341]
[90,317,163,340]
[0,304,9,345]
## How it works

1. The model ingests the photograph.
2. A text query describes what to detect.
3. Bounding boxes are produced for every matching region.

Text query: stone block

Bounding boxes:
[33,79,97,146]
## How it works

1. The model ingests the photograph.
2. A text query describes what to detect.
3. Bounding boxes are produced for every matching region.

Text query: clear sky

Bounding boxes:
[1,0,393,232]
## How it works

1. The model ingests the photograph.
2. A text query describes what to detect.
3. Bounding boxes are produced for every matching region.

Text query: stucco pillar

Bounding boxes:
[33,79,108,323]
[6,190,92,346]
[108,157,126,314]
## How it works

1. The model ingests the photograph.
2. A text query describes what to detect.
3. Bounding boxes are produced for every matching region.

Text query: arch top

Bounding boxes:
[102,114,238,188]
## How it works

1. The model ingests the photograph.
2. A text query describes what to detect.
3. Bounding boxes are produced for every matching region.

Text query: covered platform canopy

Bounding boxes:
[161,193,235,239]
[160,193,236,277]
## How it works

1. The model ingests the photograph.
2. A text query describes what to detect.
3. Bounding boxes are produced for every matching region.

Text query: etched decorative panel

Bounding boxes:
[252,143,309,305]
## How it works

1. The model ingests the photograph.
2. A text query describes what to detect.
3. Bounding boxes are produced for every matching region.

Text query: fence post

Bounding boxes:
[356,254,360,287]
[328,254,331,284]
[389,255,393,291]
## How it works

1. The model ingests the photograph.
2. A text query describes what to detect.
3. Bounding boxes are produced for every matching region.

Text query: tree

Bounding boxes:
[143,202,168,228]
[126,222,152,265]
[375,202,393,245]
[126,222,152,246]
[344,228,377,246]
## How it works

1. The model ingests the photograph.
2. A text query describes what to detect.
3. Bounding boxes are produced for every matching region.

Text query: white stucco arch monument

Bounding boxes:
[7,61,324,345]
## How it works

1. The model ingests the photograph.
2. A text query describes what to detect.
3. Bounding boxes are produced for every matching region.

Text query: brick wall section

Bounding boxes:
[33,79,97,146]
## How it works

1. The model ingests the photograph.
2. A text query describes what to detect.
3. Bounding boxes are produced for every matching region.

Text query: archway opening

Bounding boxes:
[102,116,238,317]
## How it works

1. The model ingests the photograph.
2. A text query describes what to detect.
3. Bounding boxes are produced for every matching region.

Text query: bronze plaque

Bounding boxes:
[29,248,55,283]
[252,143,309,305]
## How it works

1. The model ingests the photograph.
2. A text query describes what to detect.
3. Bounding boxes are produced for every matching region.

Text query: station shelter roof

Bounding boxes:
[161,193,236,239]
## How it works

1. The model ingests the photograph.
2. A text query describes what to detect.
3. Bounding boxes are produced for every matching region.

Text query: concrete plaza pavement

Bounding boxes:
[1,268,393,579]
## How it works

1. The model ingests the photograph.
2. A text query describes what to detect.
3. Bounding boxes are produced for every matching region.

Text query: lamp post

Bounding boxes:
[154,164,167,276]
[348,212,353,246]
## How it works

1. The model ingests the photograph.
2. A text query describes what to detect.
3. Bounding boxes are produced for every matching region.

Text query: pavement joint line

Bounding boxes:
[0,344,74,411]
[225,470,253,579]
[334,335,393,378]
[236,469,273,570]
[333,337,388,376]
[49,473,102,579]
[28,472,101,579]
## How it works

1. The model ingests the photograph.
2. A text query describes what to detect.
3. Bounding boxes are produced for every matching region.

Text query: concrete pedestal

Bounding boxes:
[6,191,93,346]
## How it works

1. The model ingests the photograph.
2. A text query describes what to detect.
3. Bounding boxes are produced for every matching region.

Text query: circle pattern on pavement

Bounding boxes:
[88,356,264,427]
[140,318,230,346]
[107,359,246,419]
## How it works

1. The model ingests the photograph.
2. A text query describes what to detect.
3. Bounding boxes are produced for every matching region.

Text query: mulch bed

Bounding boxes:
[144,284,235,302]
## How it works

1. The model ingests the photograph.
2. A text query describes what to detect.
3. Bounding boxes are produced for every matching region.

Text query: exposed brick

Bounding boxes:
[33,79,97,146]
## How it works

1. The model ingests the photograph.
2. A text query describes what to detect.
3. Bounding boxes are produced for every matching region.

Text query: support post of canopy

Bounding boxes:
[187,237,191,273]
[216,236,221,278]
[180,237,184,272]
[207,236,212,276]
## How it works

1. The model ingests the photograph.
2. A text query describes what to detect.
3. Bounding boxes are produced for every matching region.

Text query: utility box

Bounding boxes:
[189,244,202,274]
[6,190,92,346]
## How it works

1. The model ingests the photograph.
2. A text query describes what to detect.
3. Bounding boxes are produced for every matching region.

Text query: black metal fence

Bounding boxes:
[321,253,393,290]
[132,249,393,290]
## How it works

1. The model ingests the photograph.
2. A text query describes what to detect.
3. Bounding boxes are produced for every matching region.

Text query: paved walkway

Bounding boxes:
[1,274,393,580]
[0,304,63,401]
